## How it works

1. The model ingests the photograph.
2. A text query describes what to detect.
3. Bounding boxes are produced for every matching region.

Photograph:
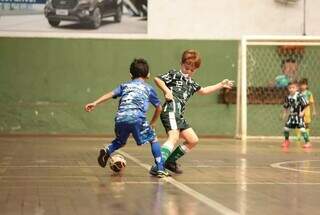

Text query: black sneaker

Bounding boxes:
[149,165,158,176]
[97,149,109,168]
[165,161,183,174]
[149,165,170,178]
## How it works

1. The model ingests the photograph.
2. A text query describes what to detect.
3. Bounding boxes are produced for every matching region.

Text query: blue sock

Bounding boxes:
[106,139,125,154]
[150,140,165,171]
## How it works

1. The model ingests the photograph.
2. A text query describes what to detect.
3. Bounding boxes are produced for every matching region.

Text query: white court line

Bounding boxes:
[119,150,239,215]
[84,181,320,185]
[0,165,102,168]
[184,182,320,185]
[270,160,320,174]
[0,165,273,169]
[1,177,320,185]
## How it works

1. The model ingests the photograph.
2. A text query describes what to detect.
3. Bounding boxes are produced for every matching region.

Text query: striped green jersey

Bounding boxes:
[158,69,201,114]
[283,92,308,115]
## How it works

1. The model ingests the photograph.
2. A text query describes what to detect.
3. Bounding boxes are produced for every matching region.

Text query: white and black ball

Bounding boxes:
[109,154,126,173]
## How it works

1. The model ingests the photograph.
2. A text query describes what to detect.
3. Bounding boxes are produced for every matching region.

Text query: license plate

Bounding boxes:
[56,9,68,16]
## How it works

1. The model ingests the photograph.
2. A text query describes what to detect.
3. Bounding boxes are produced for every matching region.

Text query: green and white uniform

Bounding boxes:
[283,92,308,129]
[158,69,201,131]
[283,92,310,143]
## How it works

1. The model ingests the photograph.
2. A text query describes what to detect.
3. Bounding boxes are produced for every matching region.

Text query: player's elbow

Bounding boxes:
[156,105,162,112]
[197,88,207,96]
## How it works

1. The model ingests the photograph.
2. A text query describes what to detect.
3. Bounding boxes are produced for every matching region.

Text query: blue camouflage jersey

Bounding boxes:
[112,79,161,123]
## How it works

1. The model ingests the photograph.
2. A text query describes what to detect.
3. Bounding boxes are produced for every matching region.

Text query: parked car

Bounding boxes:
[44,0,123,29]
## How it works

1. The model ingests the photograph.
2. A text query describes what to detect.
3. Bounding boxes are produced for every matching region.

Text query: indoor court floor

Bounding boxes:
[0,136,319,215]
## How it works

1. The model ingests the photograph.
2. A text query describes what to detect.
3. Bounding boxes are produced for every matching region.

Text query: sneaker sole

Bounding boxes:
[149,170,157,176]
[97,149,107,168]
[164,164,183,174]
[156,171,170,178]
[157,174,169,178]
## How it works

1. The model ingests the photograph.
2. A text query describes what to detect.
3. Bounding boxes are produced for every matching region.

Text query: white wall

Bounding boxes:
[149,0,319,39]
[305,0,320,35]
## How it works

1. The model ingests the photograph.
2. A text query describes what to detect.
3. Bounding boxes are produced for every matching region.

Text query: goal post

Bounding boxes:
[237,36,320,140]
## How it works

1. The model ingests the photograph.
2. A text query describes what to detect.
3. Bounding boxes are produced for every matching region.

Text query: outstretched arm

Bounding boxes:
[150,105,163,129]
[154,77,173,101]
[197,79,234,96]
[84,91,115,112]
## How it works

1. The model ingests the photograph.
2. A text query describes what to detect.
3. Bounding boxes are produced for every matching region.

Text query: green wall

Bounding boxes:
[0,37,238,136]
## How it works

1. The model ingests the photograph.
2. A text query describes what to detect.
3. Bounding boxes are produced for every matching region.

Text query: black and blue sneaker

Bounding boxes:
[149,165,170,178]
[97,149,110,168]
[149,165,158,176]
[156,169,170,178]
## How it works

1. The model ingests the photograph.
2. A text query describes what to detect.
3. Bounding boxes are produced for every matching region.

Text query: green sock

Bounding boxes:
[302,131,310,143]
[161,146,171,162]
[284,131,289,140]
[166,145,186,163]
[306,128,310,136]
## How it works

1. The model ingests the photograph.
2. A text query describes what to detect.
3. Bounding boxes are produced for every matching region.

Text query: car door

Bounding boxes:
[101,0,114,16]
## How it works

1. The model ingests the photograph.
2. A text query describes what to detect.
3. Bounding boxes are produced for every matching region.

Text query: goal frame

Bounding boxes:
[237,35,320,140]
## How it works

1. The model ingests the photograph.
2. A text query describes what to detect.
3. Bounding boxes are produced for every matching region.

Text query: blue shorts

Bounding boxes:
[114,120,156,145]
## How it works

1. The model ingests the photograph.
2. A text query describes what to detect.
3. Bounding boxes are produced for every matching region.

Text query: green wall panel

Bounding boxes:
[0,37,238,136]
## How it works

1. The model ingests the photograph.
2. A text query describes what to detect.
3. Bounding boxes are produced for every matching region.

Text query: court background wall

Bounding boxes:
[0,37,238,136]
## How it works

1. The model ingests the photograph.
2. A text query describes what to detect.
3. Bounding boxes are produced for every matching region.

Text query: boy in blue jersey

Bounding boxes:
[85,58,169,177]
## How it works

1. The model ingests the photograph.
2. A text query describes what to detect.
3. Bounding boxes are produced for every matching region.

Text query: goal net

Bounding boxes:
[237,36,320,139]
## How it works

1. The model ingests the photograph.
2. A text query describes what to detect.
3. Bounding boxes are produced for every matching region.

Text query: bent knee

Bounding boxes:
[169,137,179,144]
[192,136,199,145]
[186,136,199,147]
[300,127,306,133]
[167,131,180,143]
[283,127,290,132]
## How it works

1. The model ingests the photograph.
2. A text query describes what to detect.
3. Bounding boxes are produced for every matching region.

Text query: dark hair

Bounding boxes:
[287,80,298,87]
[281,58,296,68]
[299,78,308,85]
[130,58,149,79]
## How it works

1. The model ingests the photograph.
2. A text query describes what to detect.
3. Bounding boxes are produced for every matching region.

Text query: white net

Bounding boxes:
[244,41,320,138]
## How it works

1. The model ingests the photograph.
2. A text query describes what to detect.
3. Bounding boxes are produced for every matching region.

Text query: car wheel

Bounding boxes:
[48,20,60,27]
[114,7,122,23]
[90,8,101,29]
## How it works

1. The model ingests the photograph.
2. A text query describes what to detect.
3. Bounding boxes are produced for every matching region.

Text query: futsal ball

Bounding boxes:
[109,154,126,173]
[275,74,290,88]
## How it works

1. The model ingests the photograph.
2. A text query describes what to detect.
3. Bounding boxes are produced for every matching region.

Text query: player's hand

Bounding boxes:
[221,79,234,89]
[164,91,173,101]
[150,122,156,131]
[85,102,96,112]
[299,112,304,118]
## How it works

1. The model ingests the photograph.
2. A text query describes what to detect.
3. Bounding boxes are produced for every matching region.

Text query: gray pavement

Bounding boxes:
[0,137,320,215]
[0,14,147,33]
